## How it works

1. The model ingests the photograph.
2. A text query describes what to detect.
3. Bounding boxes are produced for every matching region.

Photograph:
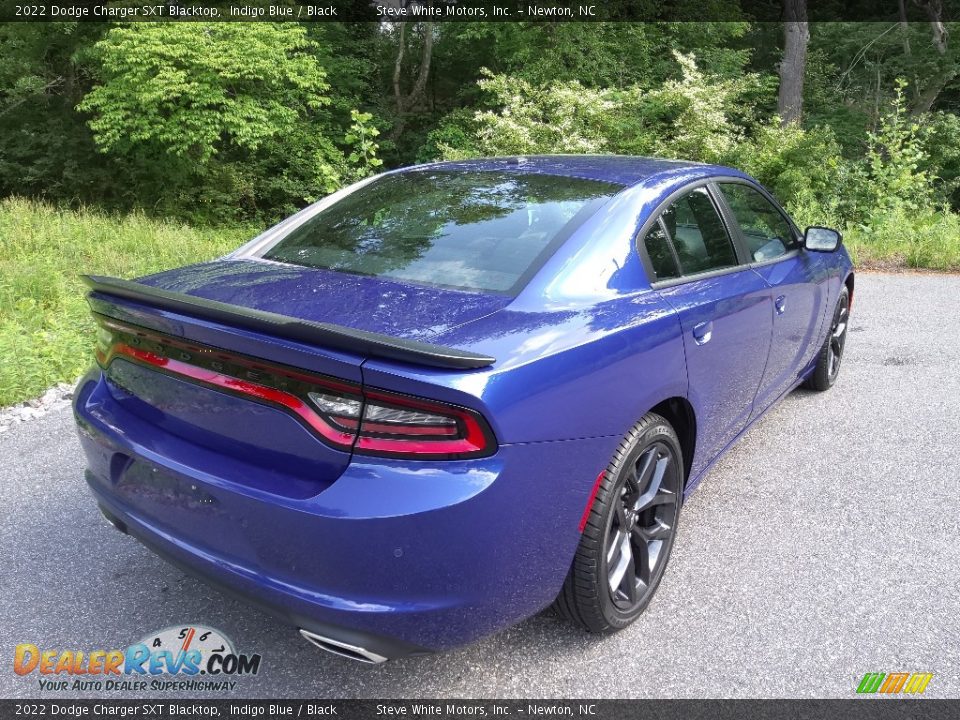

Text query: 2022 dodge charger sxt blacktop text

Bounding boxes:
[73,156,853,663]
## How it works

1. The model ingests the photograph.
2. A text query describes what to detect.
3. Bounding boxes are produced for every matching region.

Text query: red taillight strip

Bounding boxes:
[97,317,360,395]
[110,343,355,447]
[355,432,486,455]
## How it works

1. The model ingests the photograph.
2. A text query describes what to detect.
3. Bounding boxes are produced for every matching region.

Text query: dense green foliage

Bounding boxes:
[3,20,959,232]
[75,23,383,221]
[3,20,958,227]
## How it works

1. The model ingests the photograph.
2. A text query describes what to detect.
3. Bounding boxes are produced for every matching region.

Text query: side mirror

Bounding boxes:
[804,226,842,252]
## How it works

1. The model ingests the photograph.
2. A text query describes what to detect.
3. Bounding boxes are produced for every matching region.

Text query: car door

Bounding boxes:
[639,185,773,480]
[714,181,830,417]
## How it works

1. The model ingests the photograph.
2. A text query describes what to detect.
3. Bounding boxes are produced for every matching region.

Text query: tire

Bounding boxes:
[553,412,683,633]
[804,286,850,392]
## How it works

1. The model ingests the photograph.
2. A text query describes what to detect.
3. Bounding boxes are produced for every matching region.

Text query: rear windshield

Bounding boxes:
[260,170,621,294]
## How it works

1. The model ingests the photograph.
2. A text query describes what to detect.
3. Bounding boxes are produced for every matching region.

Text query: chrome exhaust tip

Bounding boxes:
[299,628,389,664]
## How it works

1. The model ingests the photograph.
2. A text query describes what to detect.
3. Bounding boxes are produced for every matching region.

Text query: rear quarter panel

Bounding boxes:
[360,292,686,445]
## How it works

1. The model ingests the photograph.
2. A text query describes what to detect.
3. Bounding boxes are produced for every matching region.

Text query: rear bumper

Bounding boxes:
[74,369,619,656]
[92,495,425,661]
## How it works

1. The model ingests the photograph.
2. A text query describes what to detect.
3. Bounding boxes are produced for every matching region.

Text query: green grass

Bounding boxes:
[0,198,256,406]
[843,209,960,271]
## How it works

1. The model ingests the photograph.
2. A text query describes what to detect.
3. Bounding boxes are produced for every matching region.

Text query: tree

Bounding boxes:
[909,0,956,115]
[433,52,754,163]
[393,22,434,114]
[389,12,435,141]
[77,23,378,220]
[0,23,116,203]
[79,23,330,161]
[778,0,809,125]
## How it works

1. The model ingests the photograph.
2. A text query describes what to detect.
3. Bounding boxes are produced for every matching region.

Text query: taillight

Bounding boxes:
[304,389,491,458]
[352,389,491,458]
[93,315,495,459]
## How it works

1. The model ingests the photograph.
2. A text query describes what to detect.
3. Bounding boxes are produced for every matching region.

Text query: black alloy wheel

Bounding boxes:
[806,285,850,391]
[605,440,680,611]
[554,413,683,632]
[827,290,849,381]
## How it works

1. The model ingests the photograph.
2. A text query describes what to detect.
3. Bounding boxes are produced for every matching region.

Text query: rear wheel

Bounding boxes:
[805,286,850,391]
[554,413,683,632]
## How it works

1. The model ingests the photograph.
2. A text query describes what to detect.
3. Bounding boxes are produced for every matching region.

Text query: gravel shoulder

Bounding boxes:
[0,382,75,434]
[1,272,958,699]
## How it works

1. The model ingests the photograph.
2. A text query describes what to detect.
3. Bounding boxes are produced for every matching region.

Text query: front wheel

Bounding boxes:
[805,286,850,392]
[553,413,683,633]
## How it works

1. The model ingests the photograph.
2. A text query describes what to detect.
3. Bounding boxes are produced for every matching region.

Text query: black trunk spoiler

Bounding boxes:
[81,275,496,370]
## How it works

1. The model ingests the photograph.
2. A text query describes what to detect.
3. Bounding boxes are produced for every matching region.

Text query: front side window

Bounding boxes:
[718,183,797,262]
[261,171,621,294]
[658,187,739,276]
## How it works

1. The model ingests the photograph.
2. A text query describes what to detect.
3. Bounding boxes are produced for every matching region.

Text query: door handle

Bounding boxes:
[775,295,787,315]
[692,321,713,345]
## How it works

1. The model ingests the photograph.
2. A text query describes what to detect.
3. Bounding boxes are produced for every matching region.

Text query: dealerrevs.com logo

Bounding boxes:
[14,625,262,693]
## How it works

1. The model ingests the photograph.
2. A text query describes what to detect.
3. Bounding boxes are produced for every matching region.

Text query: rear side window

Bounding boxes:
[642,220,680,280]
[261,170,621,294]
[657,188,738,275]
[718,183,798,262]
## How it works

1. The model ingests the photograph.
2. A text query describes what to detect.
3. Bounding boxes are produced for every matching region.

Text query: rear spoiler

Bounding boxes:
[81,275,496,370]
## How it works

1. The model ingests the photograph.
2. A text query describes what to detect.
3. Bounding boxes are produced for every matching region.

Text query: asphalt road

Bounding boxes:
[2,271,959,699]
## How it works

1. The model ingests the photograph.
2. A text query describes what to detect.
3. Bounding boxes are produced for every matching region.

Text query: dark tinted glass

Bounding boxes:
[661,188,738,275]
[262,171,621,294]
[643,220,680,280]
[719,183,797,262]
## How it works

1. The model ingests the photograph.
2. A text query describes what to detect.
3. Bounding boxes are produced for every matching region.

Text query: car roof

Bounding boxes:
[413,154,740,187]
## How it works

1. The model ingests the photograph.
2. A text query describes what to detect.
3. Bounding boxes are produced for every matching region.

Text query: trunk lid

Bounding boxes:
[84,293,367,500]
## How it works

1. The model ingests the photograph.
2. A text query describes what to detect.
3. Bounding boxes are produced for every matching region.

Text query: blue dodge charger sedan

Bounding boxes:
[74,155,853,663]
